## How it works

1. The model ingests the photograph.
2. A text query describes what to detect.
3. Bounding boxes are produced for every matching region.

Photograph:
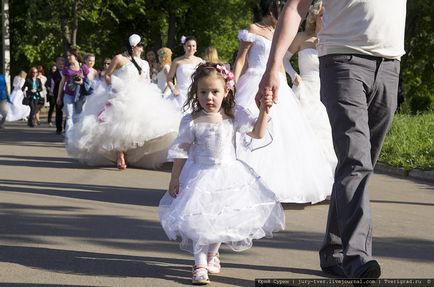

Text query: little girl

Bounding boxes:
[159,62,285,285]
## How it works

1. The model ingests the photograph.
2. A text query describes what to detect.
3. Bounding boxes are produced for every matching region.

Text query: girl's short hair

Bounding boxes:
[184,62,235,118]
[157,47,172,66]
[305,0,322,34]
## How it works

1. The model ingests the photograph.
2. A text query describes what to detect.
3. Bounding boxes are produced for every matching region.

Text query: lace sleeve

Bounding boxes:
[234,106,257,134]
[237,29,255,43]
[167,114,194,160]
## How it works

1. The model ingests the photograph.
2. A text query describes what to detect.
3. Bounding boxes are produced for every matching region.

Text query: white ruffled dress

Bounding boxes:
[159,108,285,253]
[66,58,180,168]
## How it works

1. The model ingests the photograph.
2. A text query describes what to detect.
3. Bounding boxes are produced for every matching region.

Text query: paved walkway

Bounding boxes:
[0,121,433,286]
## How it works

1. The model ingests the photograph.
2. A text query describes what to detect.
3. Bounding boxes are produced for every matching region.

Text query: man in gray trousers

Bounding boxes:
[257,0,407,279]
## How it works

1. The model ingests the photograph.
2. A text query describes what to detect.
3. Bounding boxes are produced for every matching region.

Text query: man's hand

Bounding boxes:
[255,69,280,108]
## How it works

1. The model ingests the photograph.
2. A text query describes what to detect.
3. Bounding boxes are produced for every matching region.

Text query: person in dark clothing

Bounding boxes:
[22,67,43,127]
[52,57,65,134]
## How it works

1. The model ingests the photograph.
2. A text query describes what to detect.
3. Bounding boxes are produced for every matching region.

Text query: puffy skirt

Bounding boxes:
[293,76,337,168]
[6,89,30,122]
[66,76,180,169]
[159,159,285,253]
[235,70,335,204]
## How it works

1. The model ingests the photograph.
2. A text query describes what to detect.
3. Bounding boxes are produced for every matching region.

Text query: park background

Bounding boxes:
[0,0,433,172]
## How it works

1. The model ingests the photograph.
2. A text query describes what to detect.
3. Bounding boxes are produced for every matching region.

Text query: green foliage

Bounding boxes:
[400,1,434,114]
[6,0,433,114]
[379,112,434,171]
[8,0,255,76]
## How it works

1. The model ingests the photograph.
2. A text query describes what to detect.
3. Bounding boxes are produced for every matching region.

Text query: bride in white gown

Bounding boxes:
[284,0,337,168]
[6,71,30,122]
[66,34,180,169]
[233,1,334,204]
[166,36,203,112]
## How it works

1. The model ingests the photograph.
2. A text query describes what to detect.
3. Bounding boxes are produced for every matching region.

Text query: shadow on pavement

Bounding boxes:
[0,155,80,169]
[0,285,99,287]
[0,179,165,207]
[0,245,317,286]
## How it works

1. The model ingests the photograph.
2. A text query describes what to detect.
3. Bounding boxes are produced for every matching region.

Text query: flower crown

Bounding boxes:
[204,63,235,90]
[180,35,187,45]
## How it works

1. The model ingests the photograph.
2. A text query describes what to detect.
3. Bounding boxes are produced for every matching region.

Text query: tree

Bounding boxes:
[400,0,434,114]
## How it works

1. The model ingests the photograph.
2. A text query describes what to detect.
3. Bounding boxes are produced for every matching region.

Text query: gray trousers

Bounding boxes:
[0,99,8,127]
[318,54,400,276]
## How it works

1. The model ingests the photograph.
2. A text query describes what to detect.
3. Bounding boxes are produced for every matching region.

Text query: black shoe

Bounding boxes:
[322,264,346,278]
[353,260,381,279]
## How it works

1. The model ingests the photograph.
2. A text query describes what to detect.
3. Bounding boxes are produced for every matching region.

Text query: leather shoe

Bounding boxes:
[353,260,381,279]
[322,264,346,277]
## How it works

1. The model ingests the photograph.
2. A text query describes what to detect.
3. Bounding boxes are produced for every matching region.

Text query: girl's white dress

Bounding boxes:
[66,58,180,169]
[6,76,30,121]
[235,30,335,204]
[288,48,337,167]
[159,109,285,253]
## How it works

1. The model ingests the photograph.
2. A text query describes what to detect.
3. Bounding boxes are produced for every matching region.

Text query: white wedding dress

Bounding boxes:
[6,76,30,121]
[170,63,197,111]
[66,57,180,168]
[159,108,285,253]
[291,48,338,167]
[235,30,334,204]
[156,64,171,97]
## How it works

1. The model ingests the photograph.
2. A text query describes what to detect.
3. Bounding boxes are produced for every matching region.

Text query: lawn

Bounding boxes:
[379,112,433,171]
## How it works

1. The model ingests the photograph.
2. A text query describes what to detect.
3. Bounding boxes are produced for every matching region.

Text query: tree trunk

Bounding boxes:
[59,1,71,53]
[72,0,78,47]
[1,0,11,93]
[167,8,176,49]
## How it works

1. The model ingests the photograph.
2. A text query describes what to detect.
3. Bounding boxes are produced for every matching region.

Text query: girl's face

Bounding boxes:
[184,40,197,56]
[197,75,228,113]
[30,69,38,78]
[85,56,95,68]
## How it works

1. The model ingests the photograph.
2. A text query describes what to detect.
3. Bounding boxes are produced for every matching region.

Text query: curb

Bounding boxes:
[375,162,434,183]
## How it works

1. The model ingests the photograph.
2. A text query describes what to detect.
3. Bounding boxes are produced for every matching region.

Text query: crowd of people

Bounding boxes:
[0,0,406,285]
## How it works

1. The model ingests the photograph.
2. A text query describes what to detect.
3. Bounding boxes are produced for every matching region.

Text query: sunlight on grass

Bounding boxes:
[380,112,433,171]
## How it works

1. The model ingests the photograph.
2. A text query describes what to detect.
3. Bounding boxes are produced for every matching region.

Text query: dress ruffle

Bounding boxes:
[66,64,180,168]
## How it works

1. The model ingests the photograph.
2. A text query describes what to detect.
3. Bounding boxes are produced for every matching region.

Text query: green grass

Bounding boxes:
[379,112,434,171]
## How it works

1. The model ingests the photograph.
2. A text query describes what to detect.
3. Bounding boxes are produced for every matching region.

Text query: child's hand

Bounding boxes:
[260,90,274,113]
[168,177,180,198]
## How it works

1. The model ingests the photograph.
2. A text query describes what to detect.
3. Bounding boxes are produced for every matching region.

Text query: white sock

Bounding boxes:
[193,242,208,266]
[207,243,221,257]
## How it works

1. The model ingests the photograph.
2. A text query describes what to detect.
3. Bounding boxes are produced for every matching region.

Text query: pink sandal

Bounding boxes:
[192,265,210,285]
[207,252,221,274]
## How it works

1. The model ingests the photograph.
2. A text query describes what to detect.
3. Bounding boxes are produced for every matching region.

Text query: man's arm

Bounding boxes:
[256,0,311,105]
